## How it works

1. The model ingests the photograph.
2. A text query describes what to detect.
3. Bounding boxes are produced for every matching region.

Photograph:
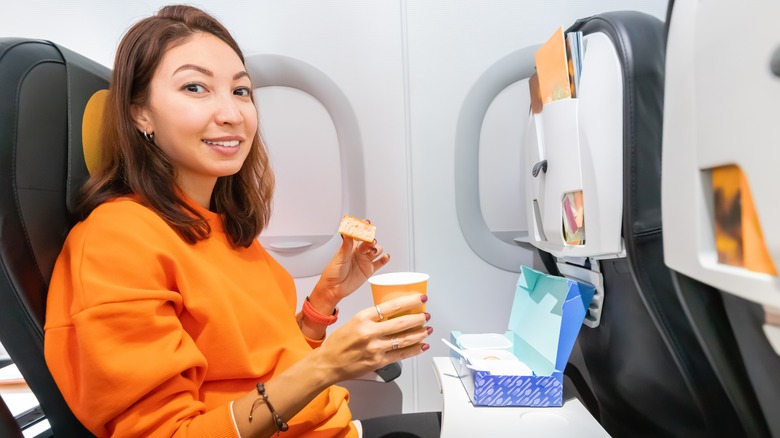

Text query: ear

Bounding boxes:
[130,103,153,133]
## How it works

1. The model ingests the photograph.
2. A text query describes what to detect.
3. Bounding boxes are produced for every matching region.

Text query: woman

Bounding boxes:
[44,5,435,437]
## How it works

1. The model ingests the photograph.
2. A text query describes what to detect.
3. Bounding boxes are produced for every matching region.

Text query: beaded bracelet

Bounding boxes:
[249,382,288,434]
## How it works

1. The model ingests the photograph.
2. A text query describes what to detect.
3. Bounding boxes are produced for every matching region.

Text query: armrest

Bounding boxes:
[353,362,402,383]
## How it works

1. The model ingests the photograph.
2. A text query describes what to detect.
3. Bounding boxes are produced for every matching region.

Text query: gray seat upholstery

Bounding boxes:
[0,38,109,437]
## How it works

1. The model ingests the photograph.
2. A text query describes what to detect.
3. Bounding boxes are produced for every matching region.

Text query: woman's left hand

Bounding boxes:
[314,220,390,307]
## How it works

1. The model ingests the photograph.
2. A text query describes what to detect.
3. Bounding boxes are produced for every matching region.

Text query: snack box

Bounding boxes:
[450,265,595,407]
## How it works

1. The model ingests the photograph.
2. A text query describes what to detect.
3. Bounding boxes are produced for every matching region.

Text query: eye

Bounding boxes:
[234,87,251,97]
[183,83,206,93]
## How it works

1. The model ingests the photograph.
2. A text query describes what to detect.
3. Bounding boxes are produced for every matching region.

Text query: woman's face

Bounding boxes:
[132,32,257,197]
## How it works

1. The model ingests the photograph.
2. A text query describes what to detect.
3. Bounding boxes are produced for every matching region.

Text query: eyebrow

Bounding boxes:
[173,64,250,81]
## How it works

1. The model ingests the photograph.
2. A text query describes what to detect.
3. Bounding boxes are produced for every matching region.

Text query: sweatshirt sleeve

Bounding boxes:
[44,203,239,438]
[301,328,326,349]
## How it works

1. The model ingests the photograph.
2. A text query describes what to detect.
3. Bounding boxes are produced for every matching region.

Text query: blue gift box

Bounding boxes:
[450,265,595,407]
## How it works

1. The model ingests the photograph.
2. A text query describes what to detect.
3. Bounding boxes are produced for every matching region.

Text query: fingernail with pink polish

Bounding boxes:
[421,344,430,352]
[420,295,428,303]
[425,312,431,321]
[426,326,433,335]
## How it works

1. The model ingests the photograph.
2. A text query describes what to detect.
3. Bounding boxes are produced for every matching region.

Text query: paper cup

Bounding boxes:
[368,272,429,317]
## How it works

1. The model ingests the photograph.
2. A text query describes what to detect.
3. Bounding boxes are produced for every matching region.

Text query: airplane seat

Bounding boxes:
[1,396,24,438]
[662,0,780,437]
[0,37,404,437]
[718,293,780,437]
[525,11,752,437]
[0,37,109,437]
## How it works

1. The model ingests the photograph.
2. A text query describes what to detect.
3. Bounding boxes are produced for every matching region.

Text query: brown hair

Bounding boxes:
[79,4,274,248]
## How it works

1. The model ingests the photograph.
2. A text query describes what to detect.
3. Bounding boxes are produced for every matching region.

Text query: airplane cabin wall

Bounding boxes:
[403,0,667,414]
[2,0,667,420]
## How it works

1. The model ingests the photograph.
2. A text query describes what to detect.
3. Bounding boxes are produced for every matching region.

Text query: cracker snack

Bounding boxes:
[338,215,376,242]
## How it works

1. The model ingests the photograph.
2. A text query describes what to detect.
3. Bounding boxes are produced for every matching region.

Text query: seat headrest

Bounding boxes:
[53,44,110,214]
[81,89,108,174]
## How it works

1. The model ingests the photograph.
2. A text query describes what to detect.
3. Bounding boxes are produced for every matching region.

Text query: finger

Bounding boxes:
[376,311,430,334]
[377,294,427,320]
[360,294,427,323]
[386,342,431,362]
[357,239,377,255]
[388,336,402,352]
[372,252,390,269]
[392,320,433,338]
[339,233,354,251]
[385,325,432,352]
[371,304,386,322]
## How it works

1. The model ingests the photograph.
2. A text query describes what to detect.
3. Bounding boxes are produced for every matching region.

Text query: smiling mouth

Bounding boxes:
[203,139,240,147]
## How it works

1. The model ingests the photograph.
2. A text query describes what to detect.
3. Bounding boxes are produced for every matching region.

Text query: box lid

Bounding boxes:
[509,265,595,372]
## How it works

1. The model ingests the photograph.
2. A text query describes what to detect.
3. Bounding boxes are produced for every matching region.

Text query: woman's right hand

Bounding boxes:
[315,294,432,383]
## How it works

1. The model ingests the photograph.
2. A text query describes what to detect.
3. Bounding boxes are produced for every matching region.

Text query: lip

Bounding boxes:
[202,135,244,156]
[202,135,245,143]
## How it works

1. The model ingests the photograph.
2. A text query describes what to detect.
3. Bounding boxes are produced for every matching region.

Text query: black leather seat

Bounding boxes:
[717,293,780,437]
[669,274,774,438]
[1,396,23,438]
[0,38,109,437]
[538,12,754,437]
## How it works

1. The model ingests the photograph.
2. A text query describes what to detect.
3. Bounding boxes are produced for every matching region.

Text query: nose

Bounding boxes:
[214,93,244,126]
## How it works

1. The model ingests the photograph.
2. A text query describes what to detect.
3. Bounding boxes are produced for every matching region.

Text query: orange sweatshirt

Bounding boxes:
[44,197,357,438]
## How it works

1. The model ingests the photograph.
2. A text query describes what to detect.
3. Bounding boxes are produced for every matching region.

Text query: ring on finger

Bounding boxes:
[375,305,384,321]
[391,337,400,350]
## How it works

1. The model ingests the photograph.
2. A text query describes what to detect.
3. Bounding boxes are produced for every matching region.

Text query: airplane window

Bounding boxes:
[479,79,530,244]
[255,86,342,247]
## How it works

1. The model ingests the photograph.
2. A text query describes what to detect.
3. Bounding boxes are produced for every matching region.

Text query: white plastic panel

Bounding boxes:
[662,0,780,308]
[408,1,667,415]
[0,0,672,421]
[479,79,531,244]
[525,32,625,259]
[454,46,538,273]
